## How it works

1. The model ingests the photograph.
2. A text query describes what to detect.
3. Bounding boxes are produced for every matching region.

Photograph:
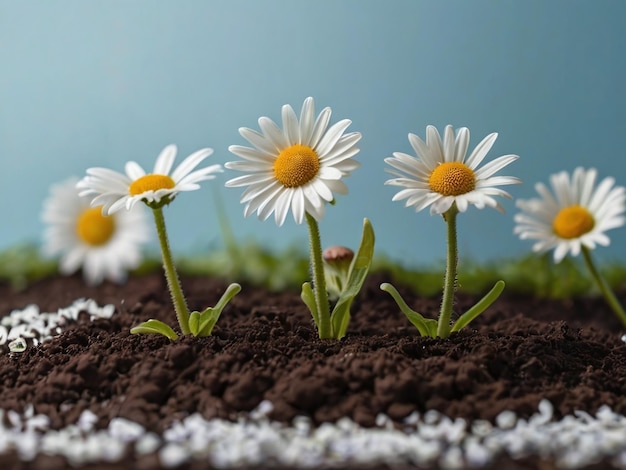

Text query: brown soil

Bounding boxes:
[1,271,625,469]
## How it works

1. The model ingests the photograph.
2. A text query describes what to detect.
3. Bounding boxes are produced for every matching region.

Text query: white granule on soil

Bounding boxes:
[0,299,115,352]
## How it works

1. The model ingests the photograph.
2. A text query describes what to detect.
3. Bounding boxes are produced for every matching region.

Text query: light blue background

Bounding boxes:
[2,0,625,268]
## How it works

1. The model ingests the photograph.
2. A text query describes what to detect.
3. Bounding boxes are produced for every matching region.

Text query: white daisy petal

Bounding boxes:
[454,127,470,162]
[228,145,275,163]
[324,179,348,195]
[309,106,332,149]
[316,119,352,157]
[258,117,290,151]
[318,166,342,180]
[170,148,214,182]
[299,97,315,146]
[240,127,280,156]
[465,132,498,170]
[292,187,306,224]
[125,161,146,180]
[442,125,456,162]
[408,133,438,170]
[282,103,300,145]
[225,97,359,225]
[274,190,293,227]
[474,155,519,180]
[514,167,625,263]
[154,144,177,174]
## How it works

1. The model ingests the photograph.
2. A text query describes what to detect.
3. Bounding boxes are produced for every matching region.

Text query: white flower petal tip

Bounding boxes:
[41,177,151,286]
[225,97,360,225]
[77,145,221,213]
[385,125,520,216]
[514,167,626,263]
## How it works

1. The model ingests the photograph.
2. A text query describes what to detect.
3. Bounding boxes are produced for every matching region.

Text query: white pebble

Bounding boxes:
[108,418,146,442]
[496,410,517,429]
[135,433,161,455]
[160,443,190,467]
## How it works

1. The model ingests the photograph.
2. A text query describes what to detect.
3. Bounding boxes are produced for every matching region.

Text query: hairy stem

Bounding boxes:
[582,245,626,326]
[306,212,331,338]
[152,207,190,335]
[437,205,459,338]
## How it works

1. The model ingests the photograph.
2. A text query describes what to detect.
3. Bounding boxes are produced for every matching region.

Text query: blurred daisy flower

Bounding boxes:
[42,177,149,285]
[77,145,240,341]
[225,96,361,226]
[515,167,626,325]
[77,144,222,214]
[514,167,625,263]
[381,125,520,338]
[226,98,373,340]
[385,125,520,214]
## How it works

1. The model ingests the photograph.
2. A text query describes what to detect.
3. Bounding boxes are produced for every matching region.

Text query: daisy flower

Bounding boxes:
[77,144,222,214]
[225,96,361,226]
[381,125,520,338]
[514,167,626,325]
[385,125,520,215]
[42,177,149,285]
[514,167,626,263]
[225,97,372,340]
[77,144,239,340]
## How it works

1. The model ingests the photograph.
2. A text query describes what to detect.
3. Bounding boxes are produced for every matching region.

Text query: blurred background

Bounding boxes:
[1,0,625,269]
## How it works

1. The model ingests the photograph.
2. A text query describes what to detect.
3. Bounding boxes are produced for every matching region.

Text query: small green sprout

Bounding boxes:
[515,167,626,326]
[77,144,241,341]
[301,218,375,340]
[383,125,520,338]
[224,97,371,339]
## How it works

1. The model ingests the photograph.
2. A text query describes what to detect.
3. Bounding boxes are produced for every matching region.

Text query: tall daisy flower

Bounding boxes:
[225,98,374,340]
[381,125,520,338]
[225,96,361,226]
[77,145,240,340]
[42,177,149,285]
[515,167,626,325]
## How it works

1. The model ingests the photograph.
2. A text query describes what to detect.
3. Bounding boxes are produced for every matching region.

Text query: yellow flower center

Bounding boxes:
[428,162,476,196]
[552,205,595,239]
[273,144,320,188]
[129,174,175,196]
[76,206,115,246]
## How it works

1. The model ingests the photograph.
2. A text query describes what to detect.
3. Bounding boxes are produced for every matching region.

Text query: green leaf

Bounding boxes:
[193,283,242,337]
[130,319,179,341]
[194,308,217,337]
[330,218,375,339]
[451,280,505,333]
[301,281,320,329]
[380,282,437,337]
[188,311,201,336]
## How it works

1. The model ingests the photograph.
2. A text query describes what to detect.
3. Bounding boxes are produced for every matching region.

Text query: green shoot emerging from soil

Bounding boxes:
[301,217,375,339]
[382,125,520,338]
[77,144,241,341]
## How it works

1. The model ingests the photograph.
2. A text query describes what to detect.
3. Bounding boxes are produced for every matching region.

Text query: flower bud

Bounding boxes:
[323,246,354,299]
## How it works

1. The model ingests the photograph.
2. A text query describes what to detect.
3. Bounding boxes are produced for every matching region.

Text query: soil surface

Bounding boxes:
[1,271,625,469]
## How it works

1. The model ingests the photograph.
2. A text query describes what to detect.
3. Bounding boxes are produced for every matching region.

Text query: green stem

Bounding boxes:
[437,205,459,338]
[305,212,331,338]
[152,207,191,335]
[582,245,626,326]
